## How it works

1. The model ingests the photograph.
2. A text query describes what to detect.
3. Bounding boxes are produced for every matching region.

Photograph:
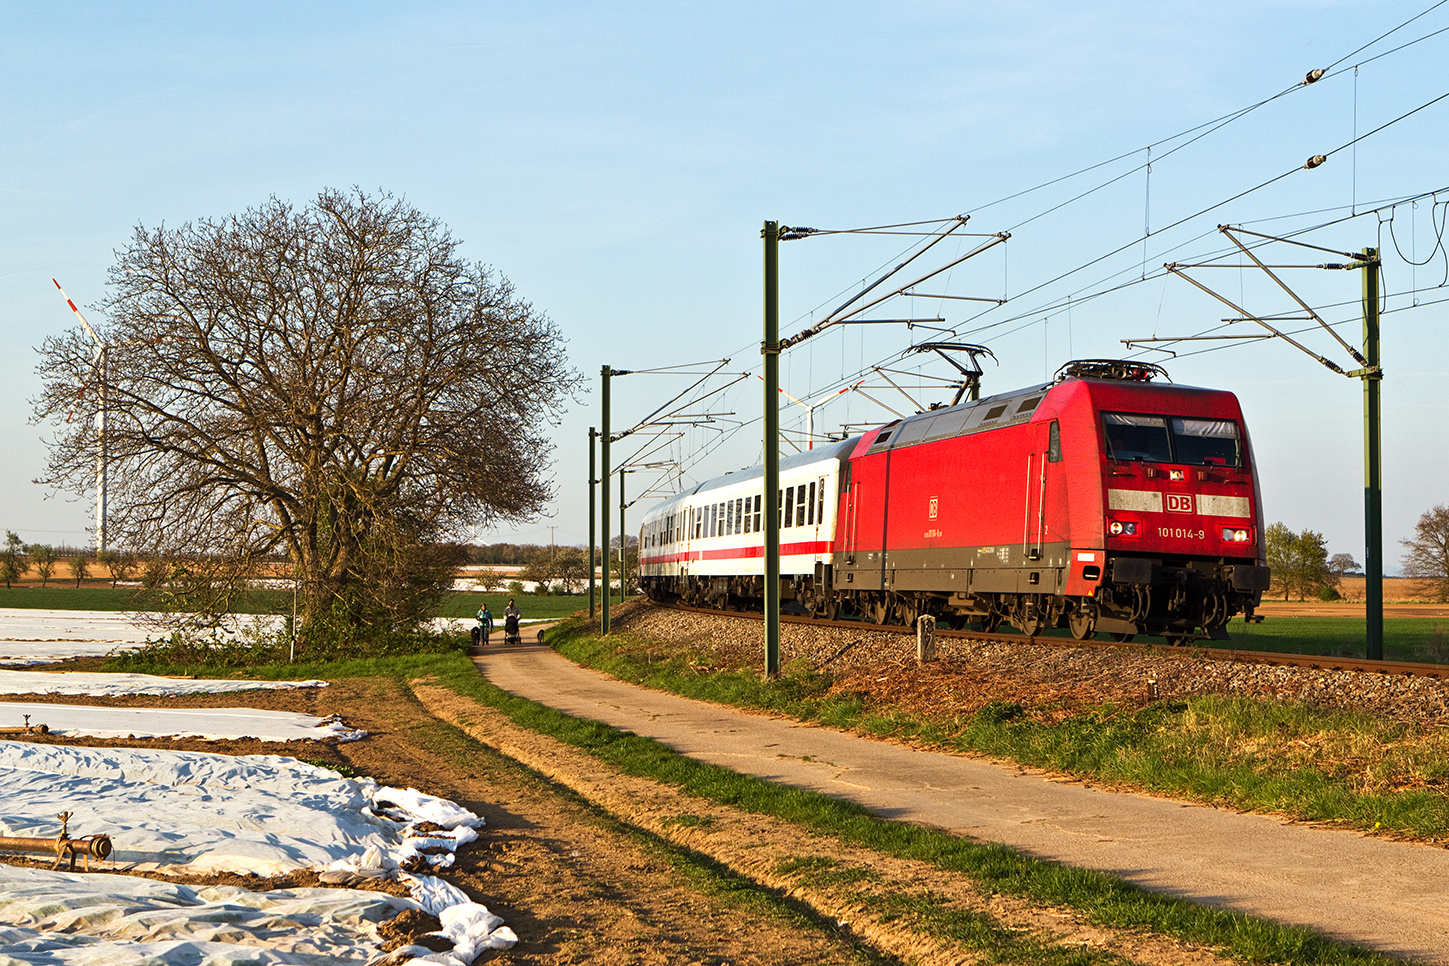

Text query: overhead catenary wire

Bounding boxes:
[639,11,1449,496]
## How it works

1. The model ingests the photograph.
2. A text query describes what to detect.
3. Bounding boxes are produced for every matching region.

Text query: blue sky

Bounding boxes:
[3,1,1446,568]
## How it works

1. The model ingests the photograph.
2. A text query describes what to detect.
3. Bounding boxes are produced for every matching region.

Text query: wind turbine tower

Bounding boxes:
[53,279,108,554]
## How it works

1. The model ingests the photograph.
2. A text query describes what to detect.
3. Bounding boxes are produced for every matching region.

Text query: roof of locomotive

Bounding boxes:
[639,373,1245,525]
[865,374,1243,456]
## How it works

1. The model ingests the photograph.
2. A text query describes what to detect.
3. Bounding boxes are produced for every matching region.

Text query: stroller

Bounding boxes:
[503,612,522,646]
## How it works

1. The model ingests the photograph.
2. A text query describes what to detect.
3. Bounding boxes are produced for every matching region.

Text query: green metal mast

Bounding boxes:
[763,221,781,676]
[600,366,612,635]
[1362,248,1383,661]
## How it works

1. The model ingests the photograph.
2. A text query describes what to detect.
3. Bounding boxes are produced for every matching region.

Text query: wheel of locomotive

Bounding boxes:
[820,595,840,621]
[867,595,891,625]
[1109,632,1136,643]
[897,596,920,627]
[1164,632,1196,647]
[1067,605,1097,641]
[1013,596,1044,637]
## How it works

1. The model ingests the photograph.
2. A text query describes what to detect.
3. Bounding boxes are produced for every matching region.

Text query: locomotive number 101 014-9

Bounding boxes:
[1159,526,1206,539]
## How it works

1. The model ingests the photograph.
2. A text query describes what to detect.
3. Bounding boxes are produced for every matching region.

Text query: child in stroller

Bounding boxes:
[503,598,522,646]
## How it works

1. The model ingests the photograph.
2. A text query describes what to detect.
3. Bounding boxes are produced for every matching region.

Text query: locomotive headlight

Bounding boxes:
[1221,526,1253,543]
[1168,468,1185,481]
[1108,519,1140,537]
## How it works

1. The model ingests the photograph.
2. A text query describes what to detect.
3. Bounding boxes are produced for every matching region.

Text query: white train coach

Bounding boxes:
[636,439,854,614]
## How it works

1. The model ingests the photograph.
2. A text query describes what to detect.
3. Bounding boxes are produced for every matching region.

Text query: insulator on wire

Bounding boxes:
[1304,155,1328,169]
[1304,68,1326,84]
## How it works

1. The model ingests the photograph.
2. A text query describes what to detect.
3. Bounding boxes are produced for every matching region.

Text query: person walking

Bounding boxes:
[475,601,494,647]
[503,598,522,645]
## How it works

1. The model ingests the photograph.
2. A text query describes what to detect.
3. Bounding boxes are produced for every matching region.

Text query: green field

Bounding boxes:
[0,585,613,624]
[0,586,292,614]
[1218,615,1449,663]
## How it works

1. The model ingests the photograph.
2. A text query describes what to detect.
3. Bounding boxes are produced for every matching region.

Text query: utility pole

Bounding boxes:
[588,427,597,620]
[601,366,612,634]
[1158,229,1386,658]
[1362,247,1383,661]
[762,221,781,676]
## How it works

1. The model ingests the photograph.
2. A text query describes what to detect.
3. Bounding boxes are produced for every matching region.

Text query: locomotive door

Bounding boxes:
[1024,419,1064,562]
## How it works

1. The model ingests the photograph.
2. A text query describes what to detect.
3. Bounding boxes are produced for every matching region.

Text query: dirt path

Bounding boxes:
[410,675,1232,966]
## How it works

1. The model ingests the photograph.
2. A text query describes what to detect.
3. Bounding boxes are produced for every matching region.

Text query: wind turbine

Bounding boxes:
[761,377,862,450]
[52,279,108,553]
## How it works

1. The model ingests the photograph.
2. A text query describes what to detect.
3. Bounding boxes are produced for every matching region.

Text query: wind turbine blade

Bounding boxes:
[53,278,102,344]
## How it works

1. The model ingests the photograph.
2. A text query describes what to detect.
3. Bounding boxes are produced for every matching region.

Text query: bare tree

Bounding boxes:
[1327,552,1360,584]
[1402,504,1449,602]
[34,188,578,647]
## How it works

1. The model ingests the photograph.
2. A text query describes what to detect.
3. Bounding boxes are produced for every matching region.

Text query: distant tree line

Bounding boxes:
[461,538,639,596]
[1264,503,1449,603]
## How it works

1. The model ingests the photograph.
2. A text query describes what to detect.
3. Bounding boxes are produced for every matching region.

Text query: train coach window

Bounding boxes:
[753,495,762,532]
[1103,412,1172,463]
[798,485,810,526]
[783,486,795,527]
[1171,418,1241,467]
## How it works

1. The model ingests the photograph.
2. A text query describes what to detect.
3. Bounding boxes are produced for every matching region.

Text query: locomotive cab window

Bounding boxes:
[1103,413,1172,463]
[1103,412,1242,467]
[1171,418,1241,467]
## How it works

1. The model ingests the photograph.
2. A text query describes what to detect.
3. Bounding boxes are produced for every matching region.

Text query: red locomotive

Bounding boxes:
[638,360,1269,643]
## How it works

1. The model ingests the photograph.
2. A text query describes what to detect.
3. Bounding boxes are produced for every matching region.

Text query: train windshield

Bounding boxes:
[1103,412,1241,467]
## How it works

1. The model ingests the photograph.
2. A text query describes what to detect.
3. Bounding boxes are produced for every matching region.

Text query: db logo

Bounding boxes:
[1165,493,1194,514]
[928,496,939,519]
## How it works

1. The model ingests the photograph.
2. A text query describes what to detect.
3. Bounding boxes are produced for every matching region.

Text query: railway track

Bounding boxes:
[659,600,1449,679]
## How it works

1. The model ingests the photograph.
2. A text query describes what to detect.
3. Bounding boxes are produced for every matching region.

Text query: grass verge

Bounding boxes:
[549,619,1449,842]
